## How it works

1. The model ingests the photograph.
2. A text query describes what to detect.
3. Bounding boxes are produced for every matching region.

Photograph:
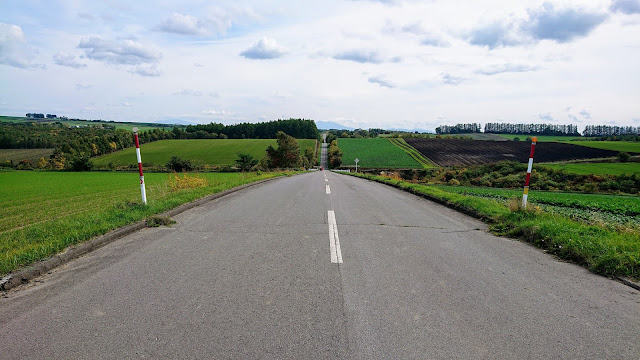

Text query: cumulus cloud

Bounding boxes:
[239,37,287,59]
[154,13,210,36]
[568,113,578,122]
[333,49,384,64]
[75,83,93,90]
[53,52,87,69]
[580,109,592,119]
[467,3,608,48]
[522,3,608,43]
[384,21,450,47]
[476,63,539,76]
[368,75,395,88]
[0,23,43,69]
[610,0,640,14]
[78,36,162,65]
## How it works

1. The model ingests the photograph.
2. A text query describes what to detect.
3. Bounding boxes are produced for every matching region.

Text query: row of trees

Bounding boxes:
[436,123,482,134]
[582,125,640,137]
[183,119,319,139]
[483,123,579,135]
[325,128,389,139]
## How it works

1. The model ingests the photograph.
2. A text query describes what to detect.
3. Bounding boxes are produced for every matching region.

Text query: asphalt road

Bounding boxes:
[1,171,638,359]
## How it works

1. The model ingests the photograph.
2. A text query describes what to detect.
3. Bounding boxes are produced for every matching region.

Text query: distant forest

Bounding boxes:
[0,118,320,161]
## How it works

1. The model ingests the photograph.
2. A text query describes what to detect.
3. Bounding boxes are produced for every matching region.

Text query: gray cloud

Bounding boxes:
[130,64,161,77]
[53,52,87,69]
[476,63,539,76]
[610,0,640,14]
[568,113,578,122]
[441,73,464,85]
[467,22,521,49]
[333,49,383,64]
[240,37,287,59]
[75,84,93,90]
[467,3,608,48]
[538,112,554,121]
[580,109,592,119]
[78,36,161,65]
[522,3,608,43]
[368,75,395,88]
[155,13,210,36]
[384,21,450,47]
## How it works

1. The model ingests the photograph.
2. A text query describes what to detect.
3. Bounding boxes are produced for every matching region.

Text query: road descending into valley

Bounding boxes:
[1,171,638,359]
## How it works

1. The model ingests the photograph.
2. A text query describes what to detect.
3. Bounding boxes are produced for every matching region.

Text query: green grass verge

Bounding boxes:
[388,138,436,168]
[564,141,640,154]
[0,171,289,275]
[93,139,317,167]
[541,162,640,175]
[348,173,640,280]
[338,138,421,168]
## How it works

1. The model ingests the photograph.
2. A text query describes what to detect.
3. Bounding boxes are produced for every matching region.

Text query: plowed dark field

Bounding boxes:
[404,139,620,167]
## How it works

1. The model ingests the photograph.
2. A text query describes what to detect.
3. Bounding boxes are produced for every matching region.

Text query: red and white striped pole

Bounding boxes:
[522,136,537,208]
[132,127,147,205]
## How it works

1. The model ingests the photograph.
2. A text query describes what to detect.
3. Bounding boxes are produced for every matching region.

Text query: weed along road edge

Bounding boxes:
[1,172,638,359]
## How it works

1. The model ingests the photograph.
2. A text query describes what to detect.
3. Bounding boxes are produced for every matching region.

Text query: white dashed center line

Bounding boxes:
[328,210,343,263]
[326,184,331,194]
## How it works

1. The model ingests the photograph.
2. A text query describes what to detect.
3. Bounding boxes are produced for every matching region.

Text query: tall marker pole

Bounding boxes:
[132,127,147,205]
[522,136,537,208]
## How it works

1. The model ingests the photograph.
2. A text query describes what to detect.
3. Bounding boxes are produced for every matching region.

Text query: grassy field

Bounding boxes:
[566,141,640,154]
[93,139,317,167]
[541,162,640,175]
[338,138,421,168]
[0,148,54,165]
[350,173,640,280]
[496,134,584,142]
[0,170,288,275]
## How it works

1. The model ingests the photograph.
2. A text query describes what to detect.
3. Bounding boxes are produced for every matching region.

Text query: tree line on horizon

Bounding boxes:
[436,123,640,136]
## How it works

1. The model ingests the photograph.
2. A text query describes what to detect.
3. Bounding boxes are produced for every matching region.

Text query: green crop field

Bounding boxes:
[541,162,640,175]
[388,138,436,168]
[0,170,287,275]
[338,138,421,168]
[0,148,54,165]
[93,139,317,167]
[437,185,640,230]
[565,141,640,154]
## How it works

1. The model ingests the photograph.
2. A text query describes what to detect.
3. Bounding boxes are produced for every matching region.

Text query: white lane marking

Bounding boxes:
[328,211,343,263]
[325,178,328,182]
[326,184,331,194]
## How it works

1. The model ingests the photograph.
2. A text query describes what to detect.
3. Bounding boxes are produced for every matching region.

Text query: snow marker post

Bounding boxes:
[132,127,147,205]
[522,136,537,208]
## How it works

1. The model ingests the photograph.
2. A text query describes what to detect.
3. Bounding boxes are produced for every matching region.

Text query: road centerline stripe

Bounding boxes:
[328,210,343,263]
[326,184,331,194]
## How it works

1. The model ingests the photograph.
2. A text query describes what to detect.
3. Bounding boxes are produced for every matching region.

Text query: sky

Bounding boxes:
[1,0,639,132]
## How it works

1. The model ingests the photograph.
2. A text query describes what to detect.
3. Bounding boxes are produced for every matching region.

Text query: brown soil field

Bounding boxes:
[404,139,620,167]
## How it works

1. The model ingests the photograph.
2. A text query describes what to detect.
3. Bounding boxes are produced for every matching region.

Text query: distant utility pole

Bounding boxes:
[522,137,537,208]
[355,158,359,173]
[132,127,147,205]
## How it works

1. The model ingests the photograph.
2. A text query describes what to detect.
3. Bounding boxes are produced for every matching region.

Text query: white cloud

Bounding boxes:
[155,13,210,36]
[333,49,384,64]
[239,37,287,59]
[53,52,87,69]
[173,89,203,96]
[78,36,162,65]
[476,63,539,76]
[0,23,43,69]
